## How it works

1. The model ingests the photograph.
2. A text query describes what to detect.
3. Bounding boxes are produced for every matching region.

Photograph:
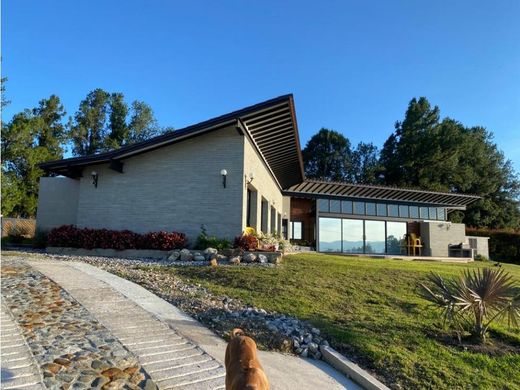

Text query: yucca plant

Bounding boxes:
[419,268,520,341]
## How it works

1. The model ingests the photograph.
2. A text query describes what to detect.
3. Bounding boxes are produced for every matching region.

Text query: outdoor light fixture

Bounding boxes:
[220,169,227,188]
[246,172,254,186]
[91,171,98,188]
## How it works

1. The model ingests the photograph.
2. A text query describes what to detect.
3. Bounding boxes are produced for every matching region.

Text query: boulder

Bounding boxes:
[193,254,205,261]
[167,251,180,261]
[179,249,193,261]
[257,254,268,263]
[243,253,256,263]
[230,256,241,265]
[217,254,227,261]
[268,253,283,264]
[204,247,218,256]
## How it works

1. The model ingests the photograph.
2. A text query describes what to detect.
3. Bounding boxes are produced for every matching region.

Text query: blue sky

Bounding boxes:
[3,1,520,171]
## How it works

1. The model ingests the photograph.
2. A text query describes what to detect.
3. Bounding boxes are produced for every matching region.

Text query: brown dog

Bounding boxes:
[225,328,269,390]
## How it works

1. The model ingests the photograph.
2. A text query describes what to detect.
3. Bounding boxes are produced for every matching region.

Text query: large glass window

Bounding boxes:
[388,204,399,217]
[353,202,365,215]
[366,202,376,216]
[365,220,385,254]
[318,199,329,213]
[318,218,342,252]
[291,221,302,240]
[429,207,437,220]
[420,207,429,219]
[399,205,409,218]
[342,201,353,214]
[330,200,341,213]
[386,222,406,255]
[261,199,268,232]
[410,206,419,218]
[377,203,387,216]
[437,208,446,220]
[342,219,364,253]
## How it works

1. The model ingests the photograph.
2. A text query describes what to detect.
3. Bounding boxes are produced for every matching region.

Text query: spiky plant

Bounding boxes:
[420,268,520,341]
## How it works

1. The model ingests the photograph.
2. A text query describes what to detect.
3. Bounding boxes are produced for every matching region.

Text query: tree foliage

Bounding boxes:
[1,91,67,217]
[380,97,520,228]
[69,88,163,155]
[302,128,352,181]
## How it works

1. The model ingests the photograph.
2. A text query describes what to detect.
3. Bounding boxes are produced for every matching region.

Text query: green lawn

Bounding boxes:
[167,254,520,390]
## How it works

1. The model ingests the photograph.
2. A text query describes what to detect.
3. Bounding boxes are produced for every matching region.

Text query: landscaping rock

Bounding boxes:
[243,253,256,263]
[257,254,268,263]
[193,255,205,261]
[167,251,180,261]
[229,256,241,265]
[268,253,283,264]
[179,249,193,261]
[203,247,218,258]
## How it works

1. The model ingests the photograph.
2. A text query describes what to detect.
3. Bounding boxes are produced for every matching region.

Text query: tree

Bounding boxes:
[1,96,67,217]
[70,88,110,156]
[105,92,129,151]
[302,128,352,181]
[381,97,520,228]
[351,142,382,184]
[127,101,161,143]
[70,90,163,155]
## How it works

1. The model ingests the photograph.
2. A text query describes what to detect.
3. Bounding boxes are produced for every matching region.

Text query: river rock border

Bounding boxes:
[46,246,283,267]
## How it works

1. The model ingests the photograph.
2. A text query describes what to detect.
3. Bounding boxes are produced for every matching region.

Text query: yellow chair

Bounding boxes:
[408,233,423,256]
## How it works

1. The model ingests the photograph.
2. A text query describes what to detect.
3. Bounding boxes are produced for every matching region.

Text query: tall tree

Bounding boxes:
[127,101,160,143]
[302,128,352,181]
[351,142,381,184]
[1,96,67,217]
[381,97,520,228]
[105,92,129,151]
[70,88,110,156]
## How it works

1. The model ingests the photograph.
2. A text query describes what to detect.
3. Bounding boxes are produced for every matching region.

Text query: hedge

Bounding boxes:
[466,227,520,265]
[48,225,187,251]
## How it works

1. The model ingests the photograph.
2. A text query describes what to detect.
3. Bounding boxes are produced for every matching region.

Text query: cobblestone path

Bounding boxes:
[1,259,155,390]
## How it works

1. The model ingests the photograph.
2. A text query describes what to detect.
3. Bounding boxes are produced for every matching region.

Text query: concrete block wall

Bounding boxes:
[36,177,80,231]
[420,221,466,257]
[75,126,244,244]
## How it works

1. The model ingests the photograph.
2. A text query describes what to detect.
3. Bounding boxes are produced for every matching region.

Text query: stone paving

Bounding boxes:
[1,302,45,389]
[0,259,154,390]
[30,260,226,390]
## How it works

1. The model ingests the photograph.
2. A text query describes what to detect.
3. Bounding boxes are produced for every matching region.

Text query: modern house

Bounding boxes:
[37,94,488,258]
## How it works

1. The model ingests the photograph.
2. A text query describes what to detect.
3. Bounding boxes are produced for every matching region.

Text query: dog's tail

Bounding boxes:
[230,328,244,338]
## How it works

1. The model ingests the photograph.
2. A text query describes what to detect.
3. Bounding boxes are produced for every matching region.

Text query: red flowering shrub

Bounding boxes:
[47,225,186,251]
[141,231,187,250]
[233,234,258,251]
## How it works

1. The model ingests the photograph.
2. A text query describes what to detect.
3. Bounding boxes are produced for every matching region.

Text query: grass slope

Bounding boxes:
[168,254,520,390]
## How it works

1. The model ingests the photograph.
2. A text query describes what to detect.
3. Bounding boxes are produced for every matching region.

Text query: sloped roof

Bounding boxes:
[40,94,305,189]
[285,179,480,208]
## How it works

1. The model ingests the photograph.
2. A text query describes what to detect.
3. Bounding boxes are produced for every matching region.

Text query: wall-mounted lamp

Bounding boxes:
[246,172,254,186]
[220,169,227,188]
[91,171,99,188]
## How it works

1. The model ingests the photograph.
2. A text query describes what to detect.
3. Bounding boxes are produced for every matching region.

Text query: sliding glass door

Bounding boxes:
[318,217,408,255]
[342,219,364,253]
[365,220,385,254]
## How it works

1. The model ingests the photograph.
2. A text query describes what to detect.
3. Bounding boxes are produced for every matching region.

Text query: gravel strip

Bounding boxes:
[1,258,157,390]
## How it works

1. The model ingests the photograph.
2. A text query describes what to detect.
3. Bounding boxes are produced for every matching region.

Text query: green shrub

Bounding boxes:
[467,227,520,265]
[195,225,231,250]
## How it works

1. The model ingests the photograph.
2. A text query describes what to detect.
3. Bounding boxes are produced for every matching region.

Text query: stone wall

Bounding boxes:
[36,177,80,232]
